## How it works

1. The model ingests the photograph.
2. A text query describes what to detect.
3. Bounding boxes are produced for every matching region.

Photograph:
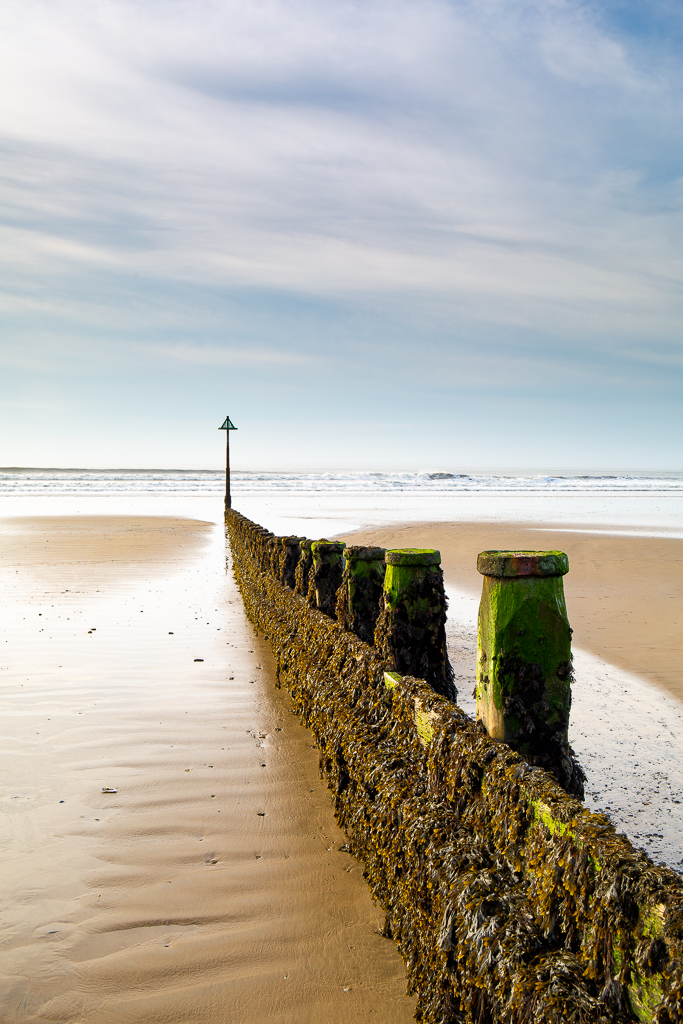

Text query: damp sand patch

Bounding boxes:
[0,515,415,1024]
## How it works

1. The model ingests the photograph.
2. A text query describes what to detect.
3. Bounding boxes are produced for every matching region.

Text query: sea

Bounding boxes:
[2,467,683,539]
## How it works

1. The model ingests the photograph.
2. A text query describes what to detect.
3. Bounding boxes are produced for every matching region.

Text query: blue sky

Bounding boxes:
[1,0,682,470]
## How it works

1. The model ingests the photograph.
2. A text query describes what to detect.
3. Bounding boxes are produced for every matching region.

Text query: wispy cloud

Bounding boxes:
[138,341,313,368]
[0,0,682,466]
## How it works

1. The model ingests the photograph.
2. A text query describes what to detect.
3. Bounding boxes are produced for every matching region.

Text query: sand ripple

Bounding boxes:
[0,517,414,1023]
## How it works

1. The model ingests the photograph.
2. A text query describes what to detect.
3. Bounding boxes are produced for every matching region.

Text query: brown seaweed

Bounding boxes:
[226,509,683,1024]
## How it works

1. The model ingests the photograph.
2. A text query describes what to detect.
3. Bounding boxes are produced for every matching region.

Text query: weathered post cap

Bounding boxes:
[311,540,346,554]
[385,548,441,567]
[344,545,386,562]
[477,550,569,578]
[300,538,313,550]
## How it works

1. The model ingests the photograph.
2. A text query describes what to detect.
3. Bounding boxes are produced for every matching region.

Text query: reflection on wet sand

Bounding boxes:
[0,517,415,1023]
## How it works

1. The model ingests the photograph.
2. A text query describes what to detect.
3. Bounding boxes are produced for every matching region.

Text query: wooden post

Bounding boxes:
[374,548,457,702]
[476,549,584,797]
[336,545,386,644]
[309,541,346,618]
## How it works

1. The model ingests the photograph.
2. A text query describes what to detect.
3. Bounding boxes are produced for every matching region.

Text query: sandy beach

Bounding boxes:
[341,521,683,704]
[0,515,415,1023]
[1,505,682,1021]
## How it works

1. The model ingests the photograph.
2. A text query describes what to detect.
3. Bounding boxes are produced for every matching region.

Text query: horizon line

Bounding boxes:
[2,466,683,476]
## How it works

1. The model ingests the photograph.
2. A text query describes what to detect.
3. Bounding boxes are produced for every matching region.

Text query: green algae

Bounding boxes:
[477,560,584,798]
[336,545,386,644]
[375,548,457,702]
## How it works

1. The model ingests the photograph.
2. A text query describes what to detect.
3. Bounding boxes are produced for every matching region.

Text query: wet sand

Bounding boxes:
[341,521,683,704]
[4,512,682,1018]
[0,516,415,1023]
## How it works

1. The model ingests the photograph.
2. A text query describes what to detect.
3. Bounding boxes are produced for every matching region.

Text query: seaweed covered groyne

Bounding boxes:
[226,509,683,1024]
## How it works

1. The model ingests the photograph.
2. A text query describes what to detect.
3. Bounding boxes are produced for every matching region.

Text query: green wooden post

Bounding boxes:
[271,537,287,578]
[281,536,302,588]
[257,529,273,571]
[295,539,314,596]
[310,541,346,618]
[336,545,386,644]
[476,550,584,797]
[374,549,456,702]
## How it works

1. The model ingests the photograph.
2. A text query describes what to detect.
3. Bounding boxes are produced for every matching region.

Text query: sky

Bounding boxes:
[1,0,682,471]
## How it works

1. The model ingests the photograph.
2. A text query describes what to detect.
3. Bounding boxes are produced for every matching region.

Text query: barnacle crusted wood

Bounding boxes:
[335,545,387,644]
[476,549,585,798]
[309,540,346,618]
[294,538,313,596]
[278,536,302,588]
[226,510,683,1024]
[375,548,457,702]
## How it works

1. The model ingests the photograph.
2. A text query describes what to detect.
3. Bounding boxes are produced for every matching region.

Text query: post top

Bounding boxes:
[477,550,569,578]
[311,540,346,554]
[219,416,237,430]
[344,545,386,562]
[385,548,441,567]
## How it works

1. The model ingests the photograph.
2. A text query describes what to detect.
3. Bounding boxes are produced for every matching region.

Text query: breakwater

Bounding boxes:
[226,509,683,1024]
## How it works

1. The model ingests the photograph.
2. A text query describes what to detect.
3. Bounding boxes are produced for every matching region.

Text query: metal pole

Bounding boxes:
[225,428,231,510]
[218,415,237,513]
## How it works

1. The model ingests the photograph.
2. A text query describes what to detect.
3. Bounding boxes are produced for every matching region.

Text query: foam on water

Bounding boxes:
[4,469,683,539]
[3,467,683,495]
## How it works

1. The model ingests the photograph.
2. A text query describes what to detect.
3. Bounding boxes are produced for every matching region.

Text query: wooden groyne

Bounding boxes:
[227,509,683,1024]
